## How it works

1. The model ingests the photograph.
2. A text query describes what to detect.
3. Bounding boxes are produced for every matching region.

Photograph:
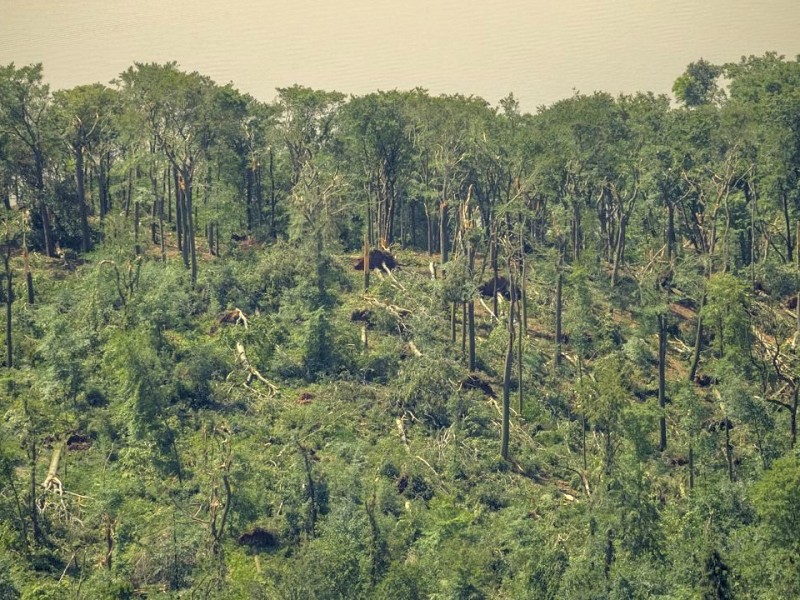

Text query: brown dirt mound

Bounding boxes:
[238,527,279,550]
[354,249,397,271]
[460,373,496,398]
[478,276,520,300]
[67,433,92,452]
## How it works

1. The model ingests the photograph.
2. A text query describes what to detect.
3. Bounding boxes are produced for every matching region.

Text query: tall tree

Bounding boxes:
[0,63,56,256]
[119,63,220,285]
[53,84,120,252]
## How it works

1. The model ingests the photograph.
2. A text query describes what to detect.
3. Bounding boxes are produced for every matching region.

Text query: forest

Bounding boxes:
[0,52,800,598]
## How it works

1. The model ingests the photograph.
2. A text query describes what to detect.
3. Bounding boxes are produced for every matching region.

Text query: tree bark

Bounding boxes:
[98,156,108,219]
[23,246,33,305]
[792,386,798,448]
[467,300,476,372]
[555,245,564,369]
[449,302,457,344]
[658,313,668,451]
[75,145,91,252]
[363,234,370,291]
[185,174,198,286]
[666,199,676,263]
[35,152,55,257]
[783,192,793,264]
[689,296,705,382]
[611,214,627,286]
[174,168,183,254]
[4,251,11,368]
[133,200,141,256]
[439,201,448,265]
[501,283,515,460]
[269,148,277,240]
[517,296,524,414]
[491,234,499,318]
[725,419,734,482]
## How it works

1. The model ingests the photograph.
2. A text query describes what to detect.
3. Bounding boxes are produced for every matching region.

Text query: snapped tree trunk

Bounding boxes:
[658,313,668,451]
[439,201,448,265]
[75,145,91,252]
[461,303,467,357]
[4,251,11,368]
[34,153,55,258]
[792,385,798,449]
[501,287,515,460]
[783,192,793,264]
[269,148,277,240]
[725,418,734,482]
[185,177,197,286]
[517,296,524,413]
[689,295,705,382]
[175,168,184,254]
[666,199,676,263]
[491,235,499,318]
[363,234,370,291]
[133,200,141,256]
[611,214,627,286]
[468,300,476,372]
[555,244,564,369]
[23,246,33,305]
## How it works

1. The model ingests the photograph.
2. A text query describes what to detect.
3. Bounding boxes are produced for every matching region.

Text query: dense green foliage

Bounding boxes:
[1,52,800,597]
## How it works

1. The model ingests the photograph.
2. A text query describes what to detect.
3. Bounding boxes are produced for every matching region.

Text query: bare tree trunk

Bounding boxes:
[461,303,467,356]
[4,251,11,368]
[517,296,524,413]
[666,199,676,263]
[501,282,515,460]
[426,204,433,256]
[133,200,141,256]
[725,419,734,482]
[98,157,108,220]
[363,233,370,292]
[796,221,800,342]
[185,177,198,286]
[174,168,183,254]
[491,234,499,318]
[410,201,417,249]
[151,200,158,245]
[792,386,798,449]
[37,201,53,257]
[783,192,793,264]
[103,513,114,570]
[34,153,55,257]
[269,148,277,240]
[439,201,448,265]
[468,300,476,372]
[520,254,528,331]
[611,214,627,286]
[689,295,705,382]
[75,145,91,252]
[165,165,172,224]
[245,166,253,230]
[28,436,42,544]
[159,204,166,262]
[23,245,33,305]
[555,245,564,369]
[658,313,668,451]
